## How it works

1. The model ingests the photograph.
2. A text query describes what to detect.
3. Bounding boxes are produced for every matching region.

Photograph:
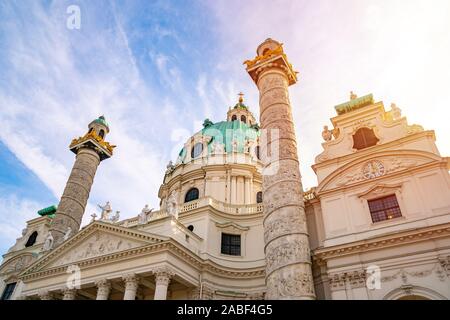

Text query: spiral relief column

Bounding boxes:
[245,39,315,299]
[50,116,115,245]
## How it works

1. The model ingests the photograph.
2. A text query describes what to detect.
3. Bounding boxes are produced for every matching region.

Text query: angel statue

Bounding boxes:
[138,205,154,224]
[98,201,112,220]
[42,232,54,251]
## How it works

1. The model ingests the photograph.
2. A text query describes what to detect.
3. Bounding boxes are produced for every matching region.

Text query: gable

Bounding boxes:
[21,222,167,274]
[317,150,443,193]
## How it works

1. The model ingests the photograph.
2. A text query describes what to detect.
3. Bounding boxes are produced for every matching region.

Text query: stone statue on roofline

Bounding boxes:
[138,204,154,224]
[322,125,333,142]
[98,201,112,220]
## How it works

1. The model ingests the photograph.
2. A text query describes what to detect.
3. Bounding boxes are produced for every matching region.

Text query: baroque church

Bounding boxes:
[1,39,450,300]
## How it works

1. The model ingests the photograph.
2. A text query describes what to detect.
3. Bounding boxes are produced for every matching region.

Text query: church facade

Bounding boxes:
[1,39,449,300]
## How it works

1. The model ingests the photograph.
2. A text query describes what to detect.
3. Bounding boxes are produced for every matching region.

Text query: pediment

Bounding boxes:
[0,253,36,276]
[21,221,167,274]
[317,150,442,193]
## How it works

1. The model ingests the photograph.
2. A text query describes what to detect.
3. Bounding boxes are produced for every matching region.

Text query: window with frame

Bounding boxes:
[256,191,263,203]
[368,194,402,223]
[352,127,379,150]
[221,233,241,256]
[184,188,199,203]
[1,282,16,300]
[191,143,203,159]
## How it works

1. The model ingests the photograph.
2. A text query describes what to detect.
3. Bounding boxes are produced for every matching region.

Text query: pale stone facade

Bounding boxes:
[1,40,450,300]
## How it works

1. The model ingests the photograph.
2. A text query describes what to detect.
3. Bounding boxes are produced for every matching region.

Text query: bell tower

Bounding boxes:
[49,116,115,245]
[245,39,315,299]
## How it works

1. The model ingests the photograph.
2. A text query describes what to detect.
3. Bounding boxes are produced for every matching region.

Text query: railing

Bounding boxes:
[119,190,315,227]
[118,210,169,228]
[179,197,263,215]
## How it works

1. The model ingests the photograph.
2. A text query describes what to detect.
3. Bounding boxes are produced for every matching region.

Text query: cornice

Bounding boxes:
[313,222,450,264]
[19,239,265,282]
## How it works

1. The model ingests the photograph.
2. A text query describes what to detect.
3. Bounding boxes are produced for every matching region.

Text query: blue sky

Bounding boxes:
[1,0,450,254]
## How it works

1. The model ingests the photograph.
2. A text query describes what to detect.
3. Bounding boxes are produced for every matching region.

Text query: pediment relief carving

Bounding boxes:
[317,151,440,193]
[24,222,167,273]
[0,253,36,275]
[47,231,147,268]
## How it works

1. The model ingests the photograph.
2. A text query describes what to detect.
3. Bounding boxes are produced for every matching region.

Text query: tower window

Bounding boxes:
[98,129,105,139]
[221,233,241,256]
[1,283,16,300]
[255,145,261,160]
[191,143,203,159]
[368,195,402,223]
[25,231,38,248]
[185,188,199,203]
[256,191,263,204]
[240,115,247,123]
[352,127,379,150]
[187,225,194,232]
[231,115,237,121]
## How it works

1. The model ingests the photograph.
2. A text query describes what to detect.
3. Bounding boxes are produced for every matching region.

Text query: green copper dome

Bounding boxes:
[177,120,260,163]
[93,115,109,128]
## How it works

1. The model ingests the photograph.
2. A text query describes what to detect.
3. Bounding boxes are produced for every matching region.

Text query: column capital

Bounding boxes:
[62,287,77,300]
[95,278,111,289]
[152,266,175,285]
[38,289,54,300]
[95,279,111,300]
[244,38,298,86]
[122,273,139,290]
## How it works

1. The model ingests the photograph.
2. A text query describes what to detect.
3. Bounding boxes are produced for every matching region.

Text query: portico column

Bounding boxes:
[62,288,76,300]
[153,267,174,300]
[38,289,54,300]
[95,279,111,300]
[122,273,139,300]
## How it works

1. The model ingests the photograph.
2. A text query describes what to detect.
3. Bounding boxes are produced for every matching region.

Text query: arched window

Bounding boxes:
[352,127,379,150]
[185,188,199,203]
[231,115,237,121]
[25,231,38,247]
[191,143,203,159]
[255,146,261,160]
[256,191,263,203]
[98,129,105,139]
[240,115,247,123]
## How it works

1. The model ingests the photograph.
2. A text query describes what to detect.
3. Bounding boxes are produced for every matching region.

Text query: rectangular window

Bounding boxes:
[368,194,402,223]
[221,233,241,256]
[1,282,17,300]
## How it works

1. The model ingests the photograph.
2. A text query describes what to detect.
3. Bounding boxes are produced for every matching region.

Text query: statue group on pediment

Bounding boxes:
[97,201,120,223]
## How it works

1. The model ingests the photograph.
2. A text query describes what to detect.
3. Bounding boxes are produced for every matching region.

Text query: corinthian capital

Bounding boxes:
[122,273,140,290]
[152,266,175,286]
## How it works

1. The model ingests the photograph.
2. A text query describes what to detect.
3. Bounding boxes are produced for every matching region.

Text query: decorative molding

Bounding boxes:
[215,221,250,232]
[314,223,450,264]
